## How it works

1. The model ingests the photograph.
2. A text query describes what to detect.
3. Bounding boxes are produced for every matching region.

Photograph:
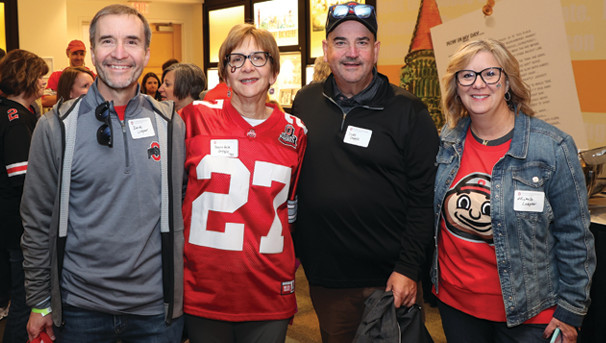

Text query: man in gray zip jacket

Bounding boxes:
[20,4,185,342]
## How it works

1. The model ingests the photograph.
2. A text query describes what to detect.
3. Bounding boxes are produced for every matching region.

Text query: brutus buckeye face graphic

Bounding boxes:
[442,173,493,244]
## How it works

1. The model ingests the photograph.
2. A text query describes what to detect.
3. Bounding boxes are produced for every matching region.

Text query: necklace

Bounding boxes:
[470,127,514,146]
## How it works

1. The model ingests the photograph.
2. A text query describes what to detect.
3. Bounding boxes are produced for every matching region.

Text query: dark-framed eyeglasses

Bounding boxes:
[456,67,504,86]
[95,102,112,148]
[225,51,271,69]
[328,3,375,19]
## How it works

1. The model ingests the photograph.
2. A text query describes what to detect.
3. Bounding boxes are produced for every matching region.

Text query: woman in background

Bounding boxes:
[56,66,94,102]
[0,49,48,343]
[141,72,162,100]
[158,63,205,112]
[432,38,595,343]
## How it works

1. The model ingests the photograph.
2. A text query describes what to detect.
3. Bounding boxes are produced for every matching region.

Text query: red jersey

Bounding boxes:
[181,99,307,322]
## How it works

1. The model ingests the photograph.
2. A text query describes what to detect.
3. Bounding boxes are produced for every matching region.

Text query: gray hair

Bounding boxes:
[89,4,151,49]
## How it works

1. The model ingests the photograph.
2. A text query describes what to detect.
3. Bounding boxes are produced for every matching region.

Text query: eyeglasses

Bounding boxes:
[328,3,375,19]
[95,102,112,147]
[456,67,503,86]
[225,51,271,69]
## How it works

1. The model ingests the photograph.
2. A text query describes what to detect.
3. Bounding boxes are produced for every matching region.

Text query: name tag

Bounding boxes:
[211,139,238,158]
[513,190,545,212]
[343,125,372,148]
[128,118,155,139]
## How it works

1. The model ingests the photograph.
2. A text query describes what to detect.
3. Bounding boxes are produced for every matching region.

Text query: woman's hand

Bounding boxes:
[543,317,578,343]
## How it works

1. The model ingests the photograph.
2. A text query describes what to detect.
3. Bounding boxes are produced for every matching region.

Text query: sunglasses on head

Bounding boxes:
[328,3,375,19]
[95,101,112,148]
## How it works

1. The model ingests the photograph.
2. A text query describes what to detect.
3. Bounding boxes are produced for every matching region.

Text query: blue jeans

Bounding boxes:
[2,248,29,343]
[438,300,548,343]
[55,305,184,343]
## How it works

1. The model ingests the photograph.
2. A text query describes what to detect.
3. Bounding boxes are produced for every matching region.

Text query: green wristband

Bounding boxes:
[32,307,52,316]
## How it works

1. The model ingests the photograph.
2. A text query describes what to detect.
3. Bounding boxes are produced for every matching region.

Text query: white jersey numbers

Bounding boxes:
[189,155,292,254]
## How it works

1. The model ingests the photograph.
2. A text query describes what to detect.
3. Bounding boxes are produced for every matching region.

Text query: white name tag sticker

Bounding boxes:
[211,139,238,158]
[128,118,155,139]
[513,190,545,212]
[343,125,372,148]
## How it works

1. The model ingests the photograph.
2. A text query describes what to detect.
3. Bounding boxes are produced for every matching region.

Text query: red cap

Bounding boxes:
[66,40,86,53]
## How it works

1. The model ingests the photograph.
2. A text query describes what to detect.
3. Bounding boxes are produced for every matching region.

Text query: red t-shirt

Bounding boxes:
[180,99,307,322]
[436,128,554,323]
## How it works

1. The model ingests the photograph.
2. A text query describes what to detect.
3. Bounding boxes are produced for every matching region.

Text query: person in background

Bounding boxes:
[141,72,162,101]
[0,45,9,323]
[0,49,48,343]
[311,56,330,83]
[41,40,95,108]
[180,23,307,343]
[21,4,185,342]
[200,75,231,102]
[433,38,595,343]
[291,3,439,342]
[158,63,205,111]
[56,66,95,102]
[162,58,179,73]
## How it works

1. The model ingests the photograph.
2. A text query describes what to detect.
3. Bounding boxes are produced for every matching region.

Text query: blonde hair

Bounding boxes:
[441,38,534,128]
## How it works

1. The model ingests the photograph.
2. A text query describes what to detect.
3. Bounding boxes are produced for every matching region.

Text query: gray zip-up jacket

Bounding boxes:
[20,81,185,326]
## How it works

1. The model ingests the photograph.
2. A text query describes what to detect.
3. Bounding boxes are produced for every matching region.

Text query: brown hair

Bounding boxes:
[0,49,49,97]
[141,72,161,95]
[442,38,534,128]
[218,23,280,84]
[89,4,151,49]
[164,63,206,100]
[57,66,95,101]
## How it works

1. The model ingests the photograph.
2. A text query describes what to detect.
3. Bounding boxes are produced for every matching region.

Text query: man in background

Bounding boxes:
[41,39,95,107]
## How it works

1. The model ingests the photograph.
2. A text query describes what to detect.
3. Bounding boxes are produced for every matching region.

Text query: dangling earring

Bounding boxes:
[504,91,511,101]
[227,89,231,97]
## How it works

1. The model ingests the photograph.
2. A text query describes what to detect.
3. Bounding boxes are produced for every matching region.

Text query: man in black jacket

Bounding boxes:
[291,3,439,342]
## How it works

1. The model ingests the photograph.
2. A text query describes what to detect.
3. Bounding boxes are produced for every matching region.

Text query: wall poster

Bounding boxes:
[254,0,298,47]
[431,0,588,150]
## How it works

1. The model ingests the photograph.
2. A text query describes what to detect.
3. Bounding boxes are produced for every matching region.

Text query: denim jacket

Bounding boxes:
[431,112,596,327]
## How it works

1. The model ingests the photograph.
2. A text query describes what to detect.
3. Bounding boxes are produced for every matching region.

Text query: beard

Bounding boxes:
[95,61,143,90]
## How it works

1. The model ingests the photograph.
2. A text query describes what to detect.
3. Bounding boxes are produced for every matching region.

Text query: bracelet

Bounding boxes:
[32,307,52,317]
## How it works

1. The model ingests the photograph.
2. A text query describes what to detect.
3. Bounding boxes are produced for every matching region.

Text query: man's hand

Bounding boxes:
[385,271,417,308]
[543,317,578,343]
[27,311,55,342]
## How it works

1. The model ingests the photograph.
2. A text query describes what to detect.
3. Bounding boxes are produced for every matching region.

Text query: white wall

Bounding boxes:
[17,0,204,73]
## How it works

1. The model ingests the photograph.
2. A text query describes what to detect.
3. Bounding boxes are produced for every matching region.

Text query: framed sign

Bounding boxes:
[269,51,302,107]
[208,5,245,63]
[254,0,298,46]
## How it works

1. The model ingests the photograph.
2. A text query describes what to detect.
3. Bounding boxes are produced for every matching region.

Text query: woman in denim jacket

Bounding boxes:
[431,39,595,343]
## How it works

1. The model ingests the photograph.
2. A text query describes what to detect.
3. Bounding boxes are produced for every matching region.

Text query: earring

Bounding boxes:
[227,89,231,97]
[504,91,511,101]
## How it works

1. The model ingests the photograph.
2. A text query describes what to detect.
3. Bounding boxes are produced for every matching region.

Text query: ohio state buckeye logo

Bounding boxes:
[279,124,298,148]
[147,141,161,161]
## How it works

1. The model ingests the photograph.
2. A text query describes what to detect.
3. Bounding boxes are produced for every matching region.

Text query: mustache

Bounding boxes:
[340,57,360,63]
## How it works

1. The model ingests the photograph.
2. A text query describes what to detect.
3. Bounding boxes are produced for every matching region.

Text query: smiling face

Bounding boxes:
[90,14,150,97]
[456,51,510,120]
[442,174,493,244]
[225,37,277,104]
[322,20,380,98]
[69,72,94,99]
[68,50,86,67]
